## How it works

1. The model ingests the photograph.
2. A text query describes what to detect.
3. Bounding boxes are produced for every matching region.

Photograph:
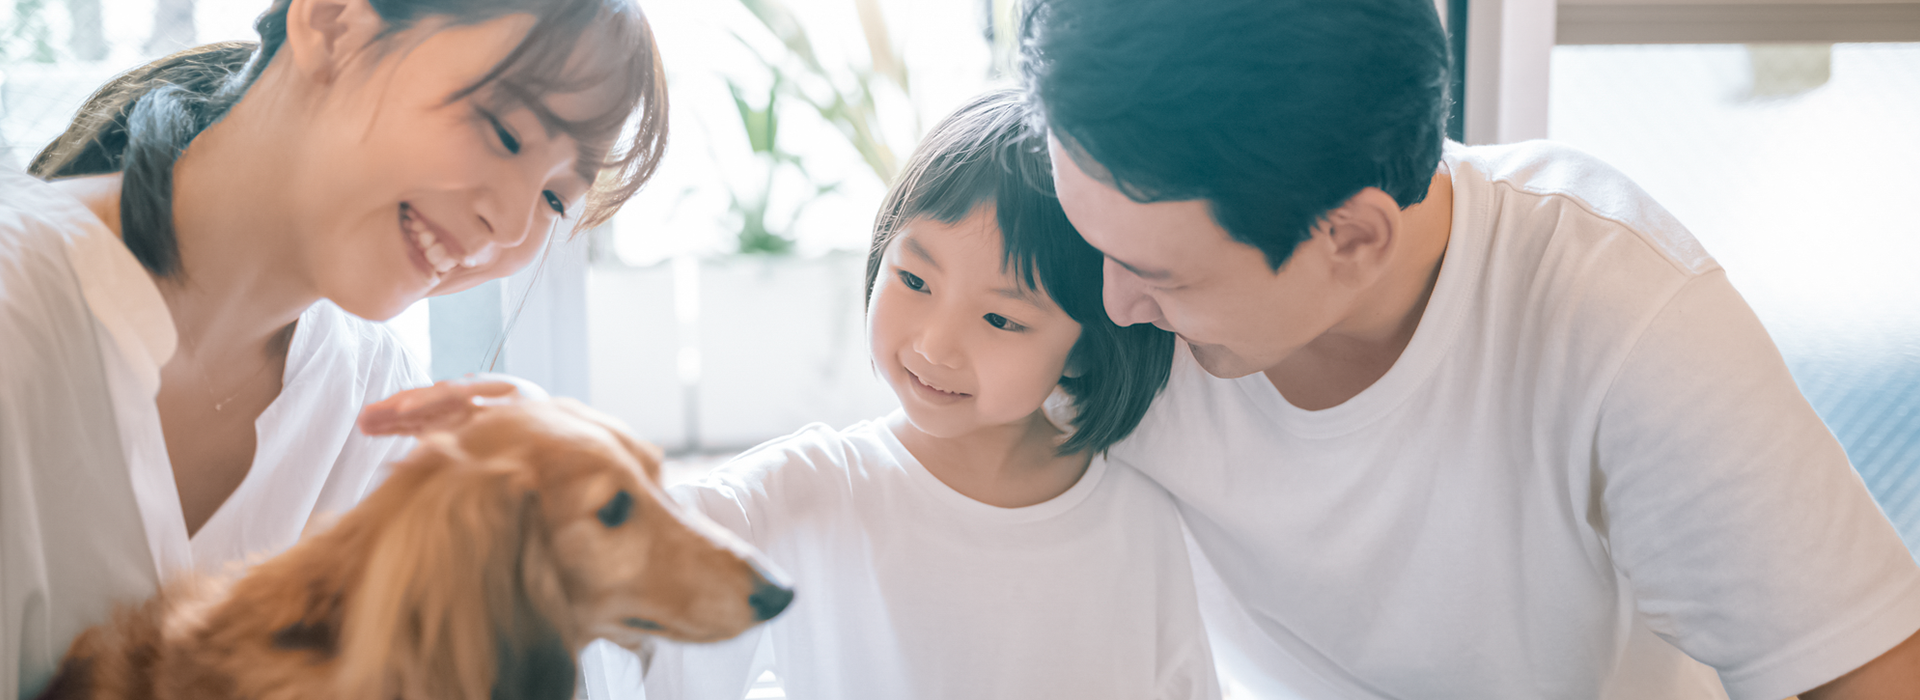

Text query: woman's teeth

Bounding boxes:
[417,230,459,274]
[404,211,474,275]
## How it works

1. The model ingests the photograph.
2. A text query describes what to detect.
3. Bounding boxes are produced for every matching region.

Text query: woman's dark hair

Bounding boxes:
[1019,0,1449,270]
[30,0,667,278]
[865,88,1174,455]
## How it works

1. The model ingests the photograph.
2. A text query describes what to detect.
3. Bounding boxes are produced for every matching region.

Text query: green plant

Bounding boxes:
[723,71,839,255]
[734,0,916,185]
[1,0,60,65]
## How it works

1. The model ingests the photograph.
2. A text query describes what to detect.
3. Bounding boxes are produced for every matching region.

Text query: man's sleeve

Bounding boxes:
[1595,270,1920,700]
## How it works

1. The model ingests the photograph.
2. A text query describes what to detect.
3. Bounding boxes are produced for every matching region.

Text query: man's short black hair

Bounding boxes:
[866,88,1175,455]
[1020,0,1450,270]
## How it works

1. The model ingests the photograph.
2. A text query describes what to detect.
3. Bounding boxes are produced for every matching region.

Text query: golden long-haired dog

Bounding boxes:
[36,398,791,700]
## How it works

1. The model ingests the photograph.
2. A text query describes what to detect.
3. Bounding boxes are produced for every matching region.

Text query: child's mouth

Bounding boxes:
[907,369,971,401]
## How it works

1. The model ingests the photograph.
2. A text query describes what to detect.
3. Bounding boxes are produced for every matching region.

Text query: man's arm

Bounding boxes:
[1594,271,1920,699]
[1801,628,1920,700]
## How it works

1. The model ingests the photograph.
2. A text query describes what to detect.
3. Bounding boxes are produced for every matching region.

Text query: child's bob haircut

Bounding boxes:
[865,88,1175,455]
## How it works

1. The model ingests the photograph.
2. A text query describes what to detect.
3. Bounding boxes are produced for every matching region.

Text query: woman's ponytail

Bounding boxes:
[29,40,260,277]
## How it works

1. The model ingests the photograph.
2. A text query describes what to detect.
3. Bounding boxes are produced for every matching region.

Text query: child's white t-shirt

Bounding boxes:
[1109,141,1920,700]
[585,413,1220,700]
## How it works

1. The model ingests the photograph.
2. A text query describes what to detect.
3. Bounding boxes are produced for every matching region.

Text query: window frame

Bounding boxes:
[1455,0,1920,145]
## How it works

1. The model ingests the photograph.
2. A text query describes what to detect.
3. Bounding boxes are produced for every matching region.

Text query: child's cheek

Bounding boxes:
[984,353,1060,425]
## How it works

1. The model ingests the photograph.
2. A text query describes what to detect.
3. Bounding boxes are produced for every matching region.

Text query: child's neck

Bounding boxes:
[888,411,1093,509]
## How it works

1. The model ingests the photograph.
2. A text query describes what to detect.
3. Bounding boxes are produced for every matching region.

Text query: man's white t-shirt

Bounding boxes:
[0,168,427,700]
[1109,141,1920,700]
[585,414,1220,700]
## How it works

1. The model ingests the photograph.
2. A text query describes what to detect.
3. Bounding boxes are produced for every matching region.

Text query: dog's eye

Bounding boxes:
[597,490,634,527]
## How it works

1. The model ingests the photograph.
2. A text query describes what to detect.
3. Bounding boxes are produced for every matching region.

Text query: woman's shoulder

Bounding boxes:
[0,170,92,259]
[0,172,113,363]
[0,168,110,234]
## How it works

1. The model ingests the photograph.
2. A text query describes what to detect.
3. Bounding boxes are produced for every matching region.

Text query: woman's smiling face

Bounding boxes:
[278,12,604,321]
[868,208,1084,439]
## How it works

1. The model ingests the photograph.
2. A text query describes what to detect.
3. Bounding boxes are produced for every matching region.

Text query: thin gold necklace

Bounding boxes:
[177,325,291,413]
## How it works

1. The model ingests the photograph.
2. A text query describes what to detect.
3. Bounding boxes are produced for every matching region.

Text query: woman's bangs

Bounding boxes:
[452,0,667,231]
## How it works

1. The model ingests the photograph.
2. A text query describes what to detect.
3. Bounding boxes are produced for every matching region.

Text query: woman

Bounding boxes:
[0,0,666,696]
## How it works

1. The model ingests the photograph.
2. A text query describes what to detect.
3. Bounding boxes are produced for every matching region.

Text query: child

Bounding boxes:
[592,89,1220,699]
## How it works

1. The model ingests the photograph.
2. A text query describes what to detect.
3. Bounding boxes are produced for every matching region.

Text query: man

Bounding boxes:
[1019,0,1920,697]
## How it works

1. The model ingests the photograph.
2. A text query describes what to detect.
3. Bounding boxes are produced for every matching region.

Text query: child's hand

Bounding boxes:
[358,373,550,436]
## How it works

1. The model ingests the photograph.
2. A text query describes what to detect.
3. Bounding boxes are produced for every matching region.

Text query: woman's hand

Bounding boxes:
[358,373,550,436]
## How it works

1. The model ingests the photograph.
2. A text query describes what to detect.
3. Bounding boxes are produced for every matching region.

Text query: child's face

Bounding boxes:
[869,209,1083,439]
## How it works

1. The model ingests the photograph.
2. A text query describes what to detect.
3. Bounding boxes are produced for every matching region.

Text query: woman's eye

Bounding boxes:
[543,191,567,215]
[984,313,1025,332]
[487,114,521,154]
[897,270,926,292]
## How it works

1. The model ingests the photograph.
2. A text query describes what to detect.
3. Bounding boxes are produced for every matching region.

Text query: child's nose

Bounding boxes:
[912,319,964,368]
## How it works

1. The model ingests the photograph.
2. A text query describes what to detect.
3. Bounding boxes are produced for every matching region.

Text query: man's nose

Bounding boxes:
[1104,260,1163,327]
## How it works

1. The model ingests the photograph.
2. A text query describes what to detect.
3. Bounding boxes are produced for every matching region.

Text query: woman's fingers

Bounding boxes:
[358,375,546,436]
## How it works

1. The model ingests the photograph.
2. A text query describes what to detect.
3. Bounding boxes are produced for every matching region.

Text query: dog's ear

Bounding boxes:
[335,453,572,700]
[548,399,664,483]
[490,493,576,700]
[31,657,93,700]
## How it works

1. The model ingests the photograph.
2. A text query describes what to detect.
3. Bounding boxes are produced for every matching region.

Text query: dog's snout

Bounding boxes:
[746,558,794,621]
[749,579,794,621]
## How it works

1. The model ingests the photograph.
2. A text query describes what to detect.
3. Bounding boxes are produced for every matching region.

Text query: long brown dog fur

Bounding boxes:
[35,399,785,700]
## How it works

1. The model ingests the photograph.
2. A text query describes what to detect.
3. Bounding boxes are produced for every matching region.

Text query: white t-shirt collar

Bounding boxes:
[876,410,1108,524]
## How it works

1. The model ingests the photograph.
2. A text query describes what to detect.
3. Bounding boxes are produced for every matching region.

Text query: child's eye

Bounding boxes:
[543,191,567,215]
[897,270,927,292]
[485,112,521,154]
[984,313,1026,332]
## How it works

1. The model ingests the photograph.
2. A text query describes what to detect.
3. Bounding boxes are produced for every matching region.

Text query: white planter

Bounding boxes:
[587,252,899,453]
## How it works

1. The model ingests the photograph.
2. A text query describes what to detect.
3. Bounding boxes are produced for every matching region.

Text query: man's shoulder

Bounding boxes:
[1452,140,1716,279]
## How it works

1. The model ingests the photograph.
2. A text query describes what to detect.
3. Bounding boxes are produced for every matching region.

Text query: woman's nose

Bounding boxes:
[476,199,536,251]
[1104,259,1164,327]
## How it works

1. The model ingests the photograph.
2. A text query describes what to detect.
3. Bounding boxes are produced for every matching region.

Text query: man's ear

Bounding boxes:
[1317,187,1402,285]
[283,0,385,85]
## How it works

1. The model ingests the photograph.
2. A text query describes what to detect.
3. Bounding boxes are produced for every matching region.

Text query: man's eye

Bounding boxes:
[897,270,926,291]
[984,313,1024,332]
[543,191,567,215]
[487,113,521,154]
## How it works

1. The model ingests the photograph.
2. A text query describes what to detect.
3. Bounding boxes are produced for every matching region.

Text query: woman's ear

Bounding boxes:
[282,0,384,85]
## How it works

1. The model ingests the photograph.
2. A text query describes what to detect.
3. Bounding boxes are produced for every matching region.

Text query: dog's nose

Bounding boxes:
[749,580,794,621]
[746,559,794,621]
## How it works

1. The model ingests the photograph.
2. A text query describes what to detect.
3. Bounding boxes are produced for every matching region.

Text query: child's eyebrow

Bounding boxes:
[993,285,1046,308]
[903,237,941,271]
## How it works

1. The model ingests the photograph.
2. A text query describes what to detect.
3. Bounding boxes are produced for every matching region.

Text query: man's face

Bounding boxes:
[1048,135,1350,379]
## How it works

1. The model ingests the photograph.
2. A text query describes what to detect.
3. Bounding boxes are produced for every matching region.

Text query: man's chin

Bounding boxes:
[1186,342,1265,379]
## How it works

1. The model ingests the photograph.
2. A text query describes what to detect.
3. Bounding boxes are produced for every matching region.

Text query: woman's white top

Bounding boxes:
[0,167,428,700]
[583,412,1221,700]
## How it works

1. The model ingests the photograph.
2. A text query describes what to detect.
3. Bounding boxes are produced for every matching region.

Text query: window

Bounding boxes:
[1548,40,1920,552]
